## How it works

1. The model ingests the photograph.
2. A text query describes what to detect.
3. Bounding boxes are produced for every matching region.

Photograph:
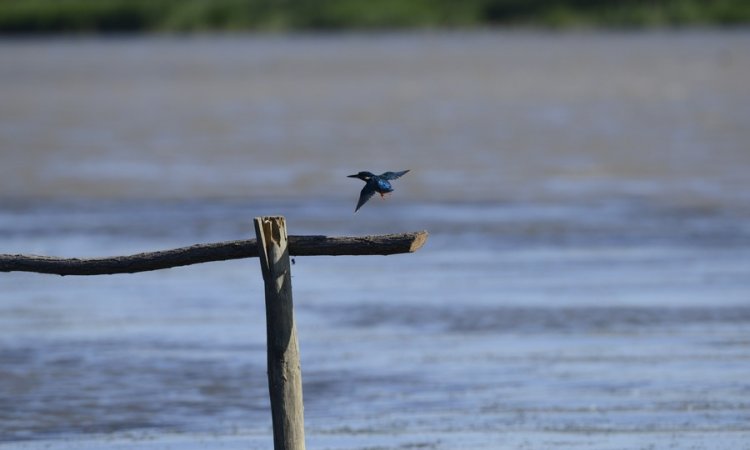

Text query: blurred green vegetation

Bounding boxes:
[1,0,749,33]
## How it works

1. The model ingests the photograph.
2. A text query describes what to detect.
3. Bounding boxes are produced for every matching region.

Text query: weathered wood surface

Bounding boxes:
[0,231,428,276]
[255,217,306,450]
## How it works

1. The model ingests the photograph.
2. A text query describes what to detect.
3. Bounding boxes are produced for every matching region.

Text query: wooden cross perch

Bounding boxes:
[0,216,428,450]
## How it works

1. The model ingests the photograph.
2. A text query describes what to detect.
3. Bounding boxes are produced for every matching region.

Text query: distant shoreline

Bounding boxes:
[1,0,750,35]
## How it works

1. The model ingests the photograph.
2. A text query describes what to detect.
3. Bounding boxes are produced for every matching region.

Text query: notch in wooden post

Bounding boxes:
[253,216,306,450]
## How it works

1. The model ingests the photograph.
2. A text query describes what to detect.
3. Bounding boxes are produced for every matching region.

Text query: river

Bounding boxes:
[1,31,749,449]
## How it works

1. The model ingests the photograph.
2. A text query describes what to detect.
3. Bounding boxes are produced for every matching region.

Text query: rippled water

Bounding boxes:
[1,31,750,449]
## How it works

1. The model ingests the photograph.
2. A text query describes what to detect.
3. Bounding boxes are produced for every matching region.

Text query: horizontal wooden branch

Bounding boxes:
[0,231,428,276]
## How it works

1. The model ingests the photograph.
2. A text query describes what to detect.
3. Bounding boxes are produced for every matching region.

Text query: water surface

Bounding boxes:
[1,31,749,449]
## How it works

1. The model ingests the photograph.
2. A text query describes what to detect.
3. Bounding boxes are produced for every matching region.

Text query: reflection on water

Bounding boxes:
[1,31,750,448]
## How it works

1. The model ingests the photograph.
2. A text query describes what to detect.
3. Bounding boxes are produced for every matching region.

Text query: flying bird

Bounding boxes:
[347,170,410,212]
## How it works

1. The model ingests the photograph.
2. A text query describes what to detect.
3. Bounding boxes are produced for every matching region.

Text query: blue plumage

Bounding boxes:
[347,170,409,212]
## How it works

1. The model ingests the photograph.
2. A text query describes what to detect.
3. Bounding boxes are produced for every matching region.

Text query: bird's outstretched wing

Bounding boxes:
[355,181,377,212]
[379,170,410,180]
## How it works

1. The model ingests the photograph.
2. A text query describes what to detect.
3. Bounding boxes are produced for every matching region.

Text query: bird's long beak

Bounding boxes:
[347,174,359,178]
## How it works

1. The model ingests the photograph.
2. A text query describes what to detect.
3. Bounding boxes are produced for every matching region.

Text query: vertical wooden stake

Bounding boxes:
[254,216,306,450]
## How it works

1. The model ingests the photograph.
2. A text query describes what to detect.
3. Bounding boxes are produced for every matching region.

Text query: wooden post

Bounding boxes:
[1,231,428,275]
[254,216,306,450]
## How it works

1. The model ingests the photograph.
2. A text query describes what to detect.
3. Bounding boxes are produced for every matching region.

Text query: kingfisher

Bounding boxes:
[347,170,410,212]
